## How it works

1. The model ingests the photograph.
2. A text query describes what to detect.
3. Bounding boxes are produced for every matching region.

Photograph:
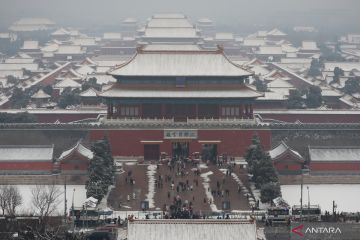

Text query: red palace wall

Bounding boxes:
[275,162,302,171]
[89,129,271,157]
[310,162,360,171]
[258,113,360,123]
[0,162,53,171]
[35,113,100,123]
[60,163,88,171]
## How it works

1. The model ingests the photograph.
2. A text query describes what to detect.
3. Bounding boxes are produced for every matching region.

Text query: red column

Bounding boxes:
[139,104,143,118]
[239,104,244,118]
[108,102,113,119]
[195,104,199,119]
[249,104,253,118]
[111,102,114,118]
[161,104,166,118]
[107,102,111,119]
[245,104,249,118]
[116,105,121,118]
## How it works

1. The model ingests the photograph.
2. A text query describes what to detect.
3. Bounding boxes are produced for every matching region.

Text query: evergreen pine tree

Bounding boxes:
[86,138,114,202]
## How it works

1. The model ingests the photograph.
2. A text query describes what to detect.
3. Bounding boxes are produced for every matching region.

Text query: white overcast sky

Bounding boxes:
[0,0,359,31]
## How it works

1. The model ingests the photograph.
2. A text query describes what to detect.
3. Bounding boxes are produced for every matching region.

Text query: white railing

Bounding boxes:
[102,117,175,124]
[102,117,257,126]
[187,117,256,124]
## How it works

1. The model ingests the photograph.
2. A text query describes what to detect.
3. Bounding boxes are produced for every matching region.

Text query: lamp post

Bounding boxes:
[64,177,67,223]
[307,186,310,211]
[300,168,310,221]
[72,188,75,232]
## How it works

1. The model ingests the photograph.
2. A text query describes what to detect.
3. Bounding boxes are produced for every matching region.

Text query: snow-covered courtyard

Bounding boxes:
[8,185,87,215]
[281,184,360,213]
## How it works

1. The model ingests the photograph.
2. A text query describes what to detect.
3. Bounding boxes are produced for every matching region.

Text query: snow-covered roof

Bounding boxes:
[79,88,99,97]
[76,65,95,76]
[9,18,55,32]
[309,147,360,162]
[147,18,193,28]
[95,67,111,74]
[257,46,284,55]
[0,33,11,39]
[0,70,23,78]
[320,88,342,97]
[215,32,234,40]
[267,28,287,37]
[0,63,38,71]
[267,79,294,89]
[257,91,286,101]
[109,49,252,77]
[56,45,84,54]
[324,62,360,72]
[301,41,319,51]
[54,78,81,89]
[280,58,312,64]
[5,58,34,64]
[268,88,291,96]
[100,85,262,99]
[143,44,201,51]
[243,38,266,47]
[21,41,39,50]
[269,141,303,160]
[103,32,122,40]
[123,17,137,23]
[197,18,213,24]
[59,68,83,79]
[13,18,54,26]
[144,28,199,39]
[128,220,256,240]
[71,37,96,46]
[41,43,59,52]
[0,145,54,162]
[257,31,268,38]
[87,74,116,85]
[250,65,270,76]
[31,89,51,99]
[59,140,93,161]
[281,45,298,53]
[51,28,70,36]
[152,13,186,19]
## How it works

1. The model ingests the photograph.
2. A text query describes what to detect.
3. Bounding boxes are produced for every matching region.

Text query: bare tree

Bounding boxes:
[5,186,22,216]
[0,185,8,216]
[31,184,62,220]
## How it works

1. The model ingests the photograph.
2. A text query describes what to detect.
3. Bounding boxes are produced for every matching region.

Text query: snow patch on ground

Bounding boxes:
[219,169,256,207]
[200,171,219,212]
[257,227,267,240]
[191,163,208,171]
[198,163,208,169]
[250,182,270,209]
[125,162,137,166]
[146,164,157,209]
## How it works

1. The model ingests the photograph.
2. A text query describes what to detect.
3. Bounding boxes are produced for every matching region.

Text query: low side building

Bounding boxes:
[309,146,360,173]
[0,145,54,174]
[127,219,257,240]
[57,140,93,174]
[269,141,304,175]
